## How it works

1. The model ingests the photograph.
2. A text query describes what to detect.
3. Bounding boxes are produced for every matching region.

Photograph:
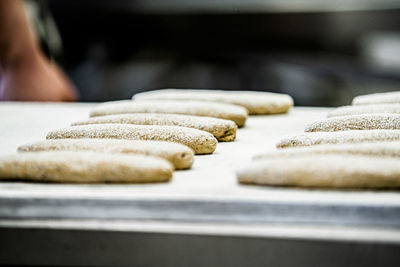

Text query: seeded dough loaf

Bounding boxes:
[237,155,400,189]
[72,113,237,142]
[254,142,400,160]
[18,139,194,170]
[328,104,400,117]
[305,114,400,132]
[133,89,294,115]
[0,151,173,183]
[277,130,400,149]
[353,91,400,105]
[89,100,248,127]
[46,124,217,155]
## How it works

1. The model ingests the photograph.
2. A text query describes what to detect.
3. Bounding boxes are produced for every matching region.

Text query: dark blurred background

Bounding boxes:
[40,0,400,105]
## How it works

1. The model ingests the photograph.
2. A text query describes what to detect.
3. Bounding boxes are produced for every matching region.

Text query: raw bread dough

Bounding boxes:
[305,114,400,132]
[328,104,400,117]
[89,100,248,127]
[72,113,237,142]
[46,124,217,155]
[133,89,294,115]
[18,139,194,170]
[0,151,173,183]
[277,130,400,148]
[237,155,400,189]
[254,141,400,160]
[353,91,400,105]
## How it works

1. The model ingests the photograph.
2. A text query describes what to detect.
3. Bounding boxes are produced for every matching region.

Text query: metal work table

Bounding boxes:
[0,102,399,266]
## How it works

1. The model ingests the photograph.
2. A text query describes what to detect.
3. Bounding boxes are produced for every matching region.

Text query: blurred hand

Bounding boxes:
[0,52,78,102]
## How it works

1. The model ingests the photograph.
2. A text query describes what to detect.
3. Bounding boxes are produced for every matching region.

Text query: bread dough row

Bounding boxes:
[329,91,400,117]
[238,91,400,189]
[2,89,294,184]
[0,138,195,183]
[239,140,400,189]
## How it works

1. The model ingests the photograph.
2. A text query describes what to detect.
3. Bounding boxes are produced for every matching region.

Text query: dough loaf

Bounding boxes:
[237,155,400,189]
[90,100,248,127]
[72,113,237,142]
[254,142,400,160]
[0,151,173,183]
[277,130,400,148]
[133,89,294,115]
[46,124,217,155]
[305,114,400,132]
[18,139,194,170]
[328,104,400,117]
[353,91,400,105]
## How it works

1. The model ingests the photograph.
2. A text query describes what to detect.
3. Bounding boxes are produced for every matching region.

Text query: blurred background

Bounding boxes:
[33,0,400,106]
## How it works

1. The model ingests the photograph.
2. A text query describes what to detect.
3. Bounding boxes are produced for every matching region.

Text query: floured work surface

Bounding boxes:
[1,102,400,230]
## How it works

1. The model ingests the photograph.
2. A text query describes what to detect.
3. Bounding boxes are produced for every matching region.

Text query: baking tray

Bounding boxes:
[1,103,400,228]
[2,102,400,266]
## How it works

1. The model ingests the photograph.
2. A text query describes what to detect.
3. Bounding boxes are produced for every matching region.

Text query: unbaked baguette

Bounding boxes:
[327,104,400,117]
[89,100,248,127]
[353,91,400,105]
[133,89,294,115]
[237,155,400,189]
[72,113,237,142]
[305,114,400,132]
[254,142,400,160]
[46,124,217,155]
[0,151,173,183]
[18,139,194,170]
[277,130,400,149]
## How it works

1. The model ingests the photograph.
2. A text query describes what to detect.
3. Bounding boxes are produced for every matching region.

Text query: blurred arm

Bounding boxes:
[0,0,39,68]
[0,0,78,101]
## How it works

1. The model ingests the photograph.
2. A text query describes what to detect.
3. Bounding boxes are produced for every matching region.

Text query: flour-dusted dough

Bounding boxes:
[72,113,237,142]
[18,139,194,170]
[305,114,400,132]
[0,151,173,183]
[89,100,248,127]
[352,91,400,105]
[327,104,400,117]
[46,124,217,155]
[254,142,400,160]
[237,155,400,189]
[132,89,294,115]
[277,130,400,149]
